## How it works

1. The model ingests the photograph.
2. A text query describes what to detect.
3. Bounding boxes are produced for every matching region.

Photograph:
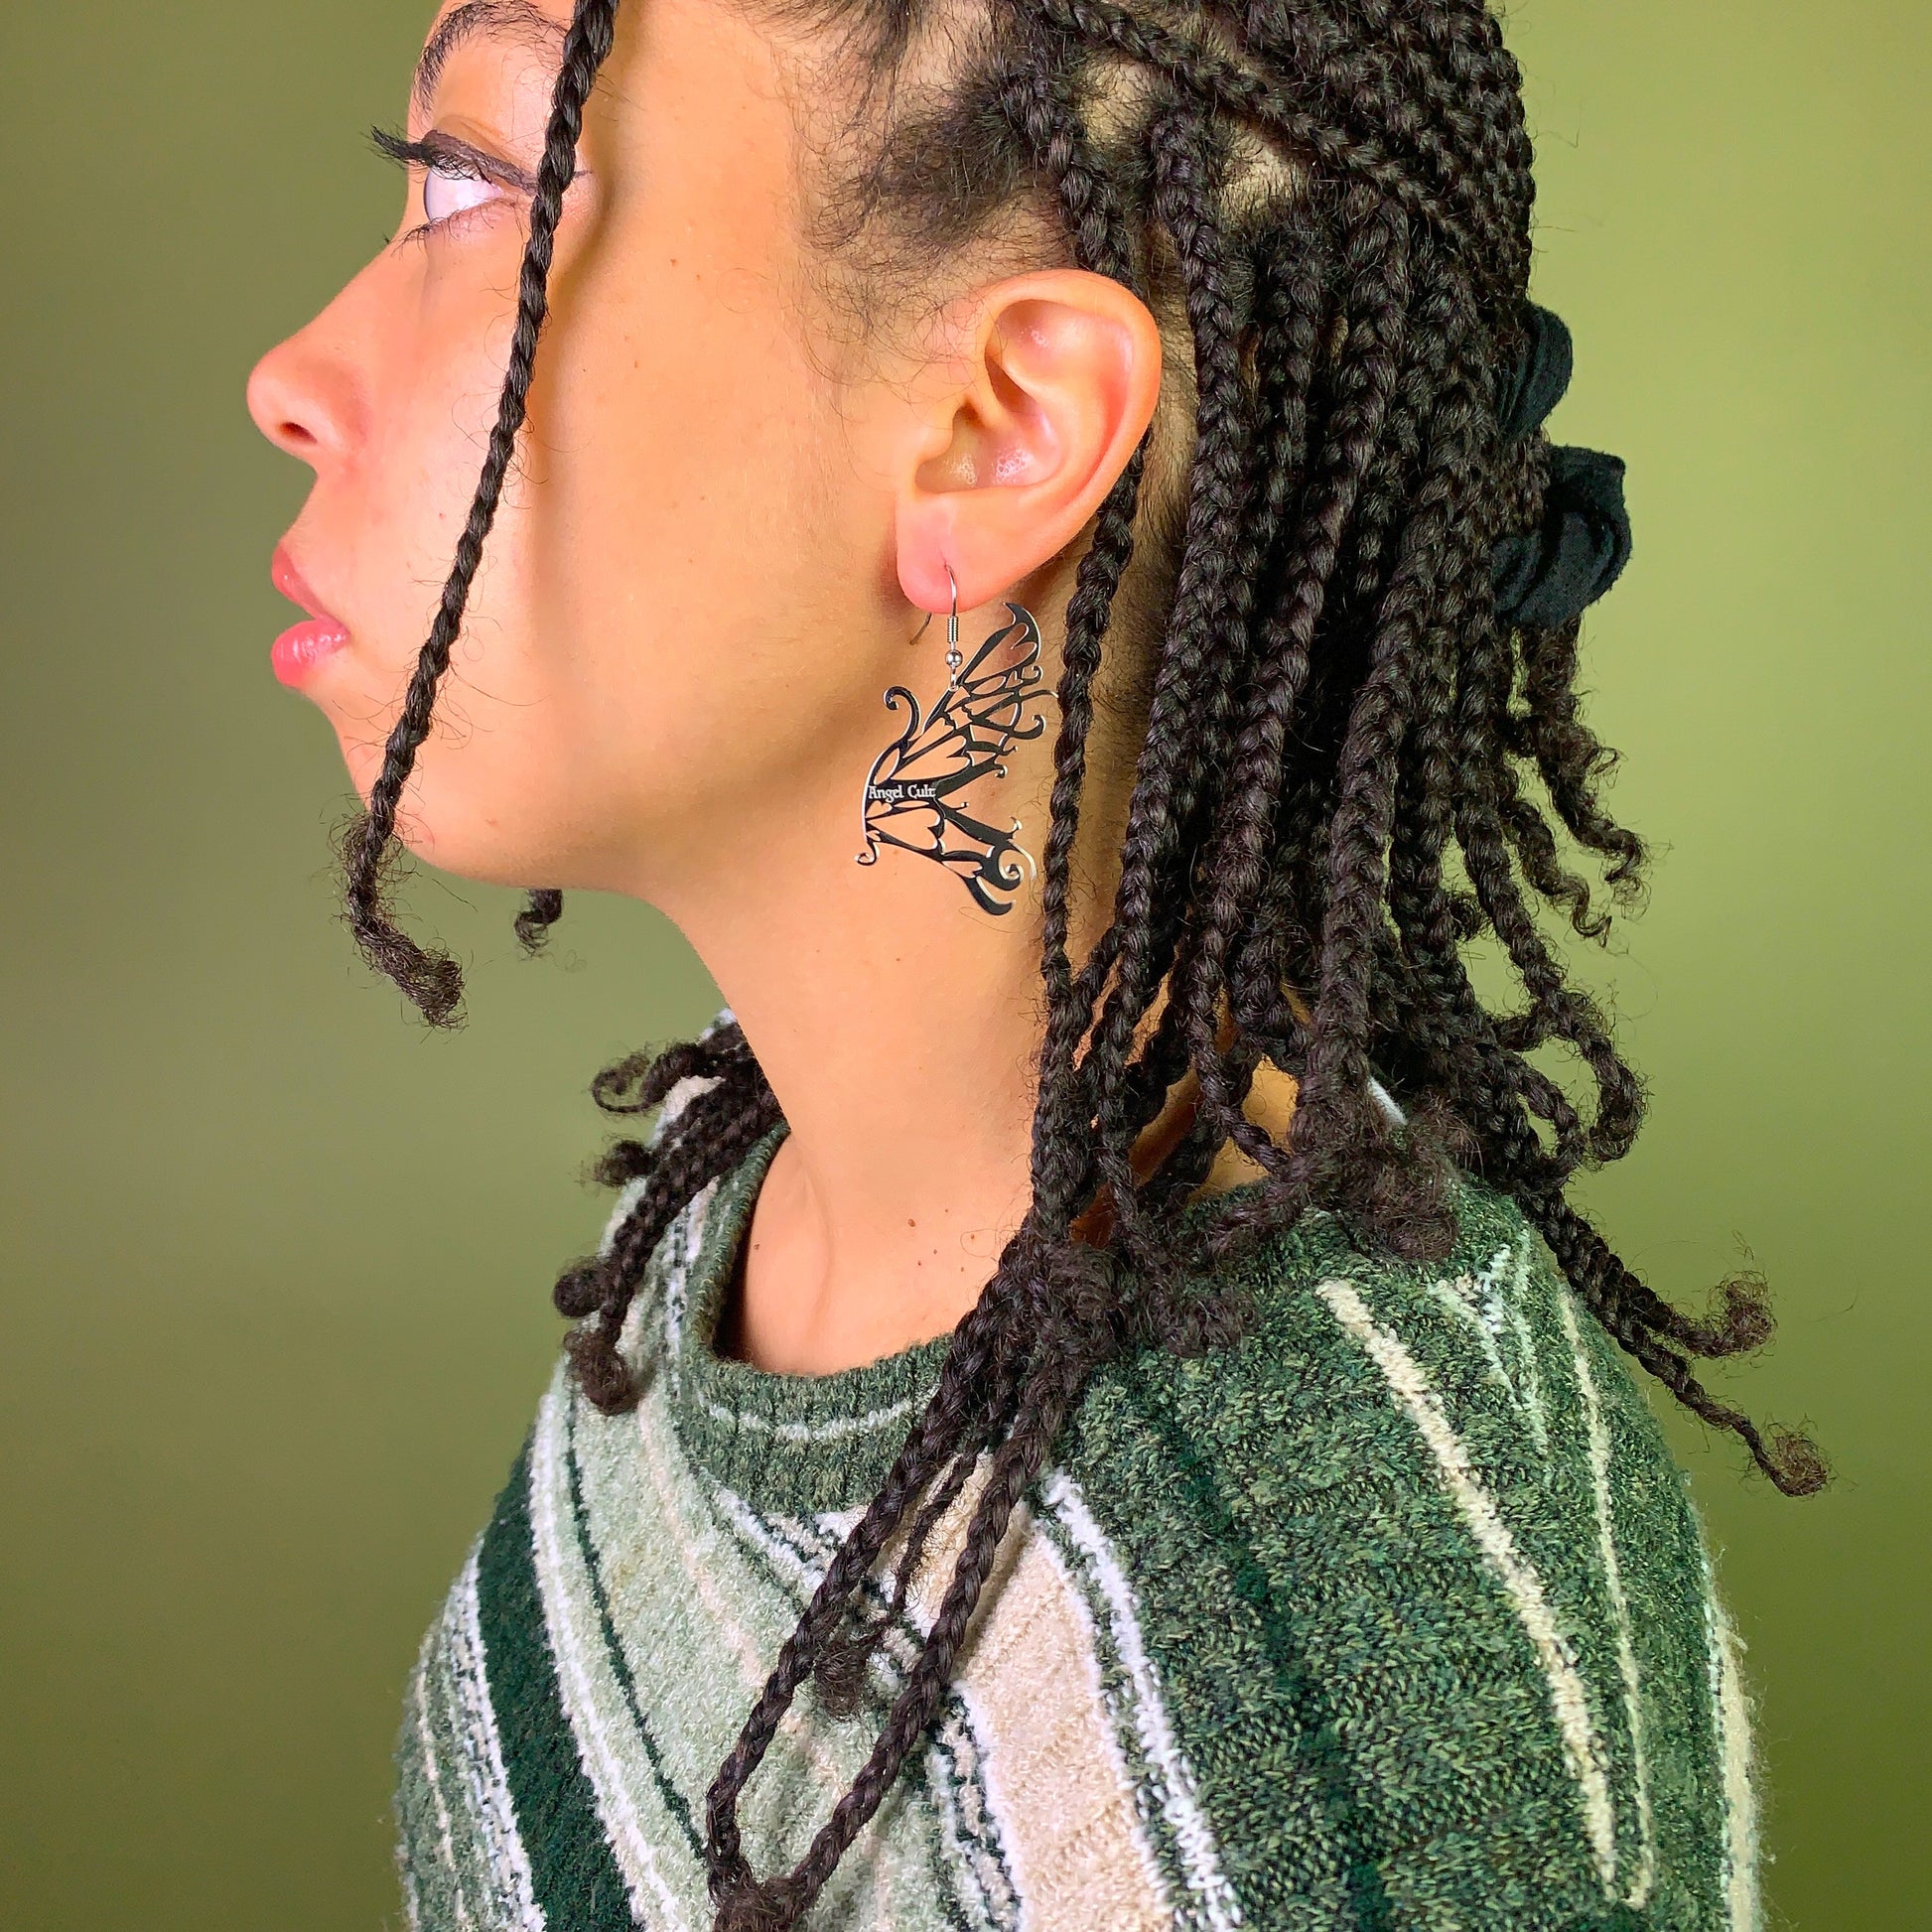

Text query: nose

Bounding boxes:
[246,305,367,471]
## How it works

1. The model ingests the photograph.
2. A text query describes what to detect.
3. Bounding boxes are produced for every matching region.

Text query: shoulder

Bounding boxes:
[1043,1179,1759,1931]
[1060,1178,1654,1545]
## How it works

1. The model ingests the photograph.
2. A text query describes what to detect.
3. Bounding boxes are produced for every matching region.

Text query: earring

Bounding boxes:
[856,565,1050,915]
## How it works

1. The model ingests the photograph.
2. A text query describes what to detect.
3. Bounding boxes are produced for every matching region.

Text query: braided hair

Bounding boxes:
[339,1,1826,1924]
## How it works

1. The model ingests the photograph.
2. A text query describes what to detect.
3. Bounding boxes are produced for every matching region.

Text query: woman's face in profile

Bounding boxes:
[246,0,926,903]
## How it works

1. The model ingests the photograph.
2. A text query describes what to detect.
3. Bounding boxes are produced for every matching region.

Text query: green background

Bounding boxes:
[1,0,1924,1923]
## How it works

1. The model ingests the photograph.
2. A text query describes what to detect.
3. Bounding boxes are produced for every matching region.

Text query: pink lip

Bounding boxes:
[270,543,350,687]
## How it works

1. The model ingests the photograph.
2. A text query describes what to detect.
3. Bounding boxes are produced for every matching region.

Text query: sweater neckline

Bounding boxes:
[662,1124,953,1514]
[658,1119,1281,1517]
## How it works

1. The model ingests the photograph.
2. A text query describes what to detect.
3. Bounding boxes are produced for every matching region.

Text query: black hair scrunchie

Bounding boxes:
[1490,305,1633,629]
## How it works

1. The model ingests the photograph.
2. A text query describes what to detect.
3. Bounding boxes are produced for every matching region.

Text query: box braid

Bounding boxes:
[329,1,1825,1923]
[340,0,617,1023]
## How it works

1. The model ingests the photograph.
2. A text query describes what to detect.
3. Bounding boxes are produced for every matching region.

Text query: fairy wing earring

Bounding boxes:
[855,565,1051,915]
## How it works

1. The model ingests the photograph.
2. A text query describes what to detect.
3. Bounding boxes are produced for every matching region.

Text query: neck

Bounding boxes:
[669,814,1051,1375]
[670,845,1296,1375]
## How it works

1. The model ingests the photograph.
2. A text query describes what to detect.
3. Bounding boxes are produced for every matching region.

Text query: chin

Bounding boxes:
[385,796,607,894]
[384,821,544,888]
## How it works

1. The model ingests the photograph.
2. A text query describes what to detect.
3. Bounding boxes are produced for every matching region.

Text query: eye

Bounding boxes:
[422,161,506,226]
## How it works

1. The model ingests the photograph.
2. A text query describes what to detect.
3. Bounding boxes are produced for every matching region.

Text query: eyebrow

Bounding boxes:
[412,0,565,111]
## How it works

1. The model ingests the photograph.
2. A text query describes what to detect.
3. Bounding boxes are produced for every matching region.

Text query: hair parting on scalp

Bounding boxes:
[341,1,1825,1925]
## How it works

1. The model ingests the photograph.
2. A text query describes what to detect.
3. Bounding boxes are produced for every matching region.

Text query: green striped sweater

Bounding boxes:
[396,1114,1761,1931]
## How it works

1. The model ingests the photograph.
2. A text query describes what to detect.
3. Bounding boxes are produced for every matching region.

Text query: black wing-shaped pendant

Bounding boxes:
[855,601,1051,915]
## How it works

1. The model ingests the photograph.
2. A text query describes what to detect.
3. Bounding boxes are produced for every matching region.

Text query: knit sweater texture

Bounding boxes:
[395,1105,1761,1932]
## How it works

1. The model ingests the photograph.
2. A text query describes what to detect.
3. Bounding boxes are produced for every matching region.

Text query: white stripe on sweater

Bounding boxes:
[659,1186,715,1361]
[1498,1237,1551,1453]
[412,1655,477,1932]
[529,1389,688,1930]
[880,1466,1173,1932]
[1425,1238,1551,1455]
[1041,1471,1244,1932]
[1699,1541,1762,1932]
[695,1390,921,1442]
[1315,1277,1618,1891]
[1557,1289,1657,1906]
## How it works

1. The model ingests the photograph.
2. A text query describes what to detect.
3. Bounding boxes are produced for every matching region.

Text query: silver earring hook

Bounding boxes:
[907,564,962,644]
[941,566,963,682]
[909,563,959,646]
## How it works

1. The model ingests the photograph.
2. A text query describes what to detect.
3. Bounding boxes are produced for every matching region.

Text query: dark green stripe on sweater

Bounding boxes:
[476,1439,637,1930]
[1106,1354,1396,1931]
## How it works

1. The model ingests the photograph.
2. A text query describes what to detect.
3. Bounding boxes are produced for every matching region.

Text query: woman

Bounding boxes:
[245,0,1823,1925]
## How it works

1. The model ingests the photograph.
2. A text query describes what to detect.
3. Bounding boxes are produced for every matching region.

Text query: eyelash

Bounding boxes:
[371,124,522,247]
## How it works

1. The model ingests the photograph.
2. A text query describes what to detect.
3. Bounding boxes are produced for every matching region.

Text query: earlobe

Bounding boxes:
[896,271,1162,615]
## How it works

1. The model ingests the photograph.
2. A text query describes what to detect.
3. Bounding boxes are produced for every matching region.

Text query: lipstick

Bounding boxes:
[270,544,349,686]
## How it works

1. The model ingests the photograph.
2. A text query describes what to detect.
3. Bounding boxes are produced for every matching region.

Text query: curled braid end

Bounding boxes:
[1636,1325,1830,1496]
[566,1312,641,1414]
[711,1872,804,1932]
[1761,1426,1832,1499]
[811,1611,888,1720]
[591,1137,654,1186]
[515,888,566,952]
[1677,1270,1778,1359]
[591,1026,752,1116]
[552,1256,610,1319]
[339,810,466,1027]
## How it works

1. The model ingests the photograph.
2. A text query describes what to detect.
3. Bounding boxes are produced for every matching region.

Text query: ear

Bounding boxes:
[894,270,1164,614]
